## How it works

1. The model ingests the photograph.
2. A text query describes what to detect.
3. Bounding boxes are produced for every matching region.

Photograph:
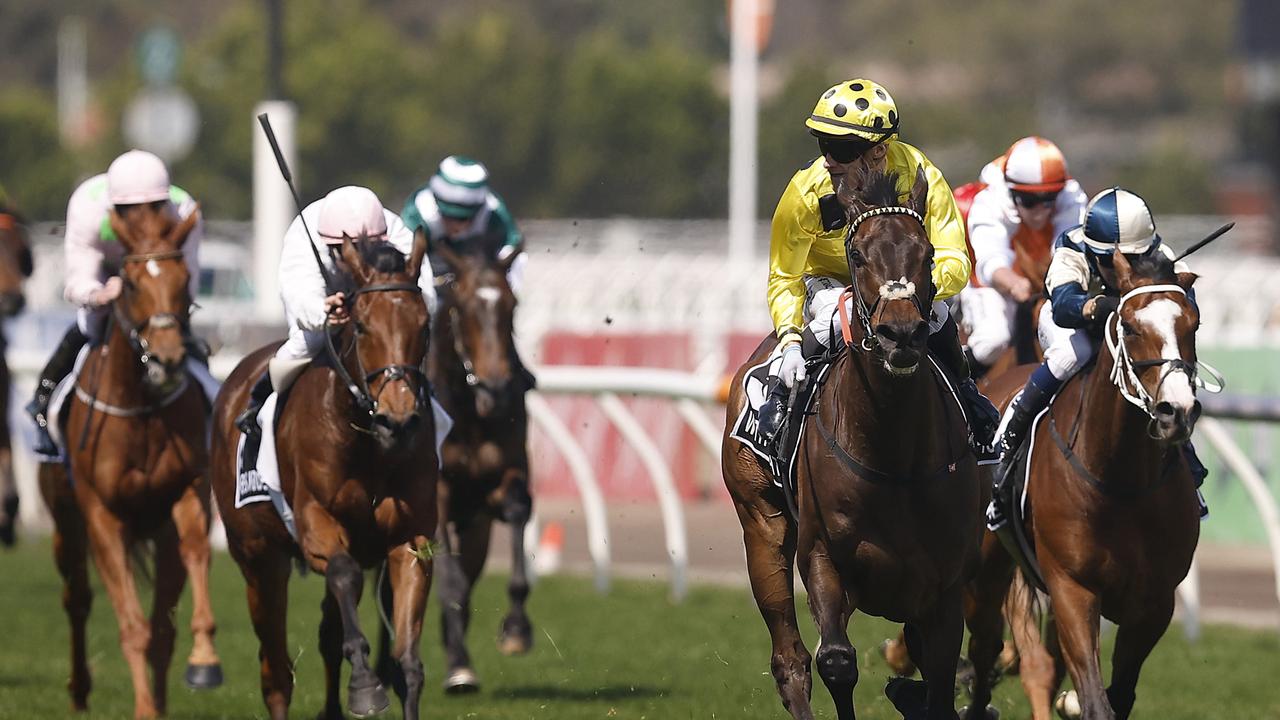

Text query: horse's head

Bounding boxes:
[837,165,934,377]
[336,230,431,449]
[1107,250,1202,443]
[108,201,197,391]
[435,234,521,418]
[0,211,33,317]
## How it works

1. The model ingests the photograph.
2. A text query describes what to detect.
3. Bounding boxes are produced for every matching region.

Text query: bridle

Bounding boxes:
[1103,283,1223,422]
[326,282,431,419]
[840,205,931,354]
[115,250,192,368]
[443,281,515,394]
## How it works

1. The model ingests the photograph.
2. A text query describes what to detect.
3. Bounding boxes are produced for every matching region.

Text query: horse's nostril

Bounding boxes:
[910,321,928,345]
[1154,401,1175,418]
[1190,401,1203,424]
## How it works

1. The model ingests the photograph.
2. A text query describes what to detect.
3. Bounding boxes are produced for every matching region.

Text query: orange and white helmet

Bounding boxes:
[999,137,1069,194]
[107,149,171,205]
[317,186,388,245]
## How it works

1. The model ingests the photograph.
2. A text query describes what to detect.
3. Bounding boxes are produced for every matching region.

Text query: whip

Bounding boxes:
[1175,222,1234,262]
[256,113,333,290]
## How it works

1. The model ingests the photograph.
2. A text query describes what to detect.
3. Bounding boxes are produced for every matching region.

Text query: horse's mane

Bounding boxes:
[359,240,408,275]
[1126,249,1177,284]
[854,167,903,209]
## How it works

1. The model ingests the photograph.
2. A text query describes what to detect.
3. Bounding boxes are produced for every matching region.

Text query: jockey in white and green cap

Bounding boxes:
[402,156,525,291]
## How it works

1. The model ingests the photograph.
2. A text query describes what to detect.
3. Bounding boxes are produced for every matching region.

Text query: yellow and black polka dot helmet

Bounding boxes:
[805,78,899,143]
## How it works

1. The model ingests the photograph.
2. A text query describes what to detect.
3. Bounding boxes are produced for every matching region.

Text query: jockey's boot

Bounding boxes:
[756,375,789,449]
[24,324,88,456]
[1183,441,1210,519]
[235,372,274,438]
[988,364,1060,529]
[928,314,1000,448]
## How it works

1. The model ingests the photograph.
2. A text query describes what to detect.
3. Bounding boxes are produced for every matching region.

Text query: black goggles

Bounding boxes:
[817,138,867,164]
[1012,191,1058,209]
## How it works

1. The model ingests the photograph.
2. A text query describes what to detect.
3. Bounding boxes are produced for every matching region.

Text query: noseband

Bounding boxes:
[841,205,929,353]
[1103,283,1223,422]
[115,250,191,367]
[327,282,431,419]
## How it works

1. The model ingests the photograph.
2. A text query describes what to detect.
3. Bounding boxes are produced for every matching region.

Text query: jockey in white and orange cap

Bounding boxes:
[235,185,438,437]
[957,137,1087,373]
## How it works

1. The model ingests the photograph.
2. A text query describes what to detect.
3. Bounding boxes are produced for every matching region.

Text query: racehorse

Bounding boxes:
[723,167,984,720]
[40,204,220,719]
[210,233,438,720]
[415,238,533,692]
[0,207,32,545]
[962,250,1203,720]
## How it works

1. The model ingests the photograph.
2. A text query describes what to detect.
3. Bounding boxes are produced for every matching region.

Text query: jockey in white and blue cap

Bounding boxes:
[987,187,1208,528]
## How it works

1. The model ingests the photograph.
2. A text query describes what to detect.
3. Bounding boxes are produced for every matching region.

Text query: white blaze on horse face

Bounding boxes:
[879,276,916,301]
[475,286,501,305]
[146,259,161,277]
[1133,299,1196,411]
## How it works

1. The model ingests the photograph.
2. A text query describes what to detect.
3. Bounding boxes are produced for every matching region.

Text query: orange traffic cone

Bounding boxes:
[532,521,564,575]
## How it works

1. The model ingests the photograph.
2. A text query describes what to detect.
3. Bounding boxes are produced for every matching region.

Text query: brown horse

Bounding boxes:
[211,233,437,720]
[0,208,32,545]
[962,250,1203,720]
[418,239,533,693]
[40,203,219,719]
[723,167,984,720]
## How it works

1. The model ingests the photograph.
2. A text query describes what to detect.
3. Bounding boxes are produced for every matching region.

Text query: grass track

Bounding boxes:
[1,537,1278,719]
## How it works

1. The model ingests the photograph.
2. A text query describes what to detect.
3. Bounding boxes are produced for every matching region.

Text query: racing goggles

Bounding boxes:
[1012,191,1058,209]
[817,138,869,164]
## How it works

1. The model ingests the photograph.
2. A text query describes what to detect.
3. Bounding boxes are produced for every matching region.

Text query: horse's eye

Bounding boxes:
[1121,320,1137,335]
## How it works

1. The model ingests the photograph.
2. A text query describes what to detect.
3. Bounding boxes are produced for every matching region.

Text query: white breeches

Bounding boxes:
[77,306,109,342]
[1037,301,1095,381]
[957,286,1016,367]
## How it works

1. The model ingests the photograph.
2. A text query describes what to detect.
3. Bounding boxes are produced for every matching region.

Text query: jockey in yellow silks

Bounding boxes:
[757,78,1000,450]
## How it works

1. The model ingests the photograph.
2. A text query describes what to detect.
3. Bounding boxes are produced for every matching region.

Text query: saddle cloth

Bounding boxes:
[234,382,454,541]
[42,345,221,463]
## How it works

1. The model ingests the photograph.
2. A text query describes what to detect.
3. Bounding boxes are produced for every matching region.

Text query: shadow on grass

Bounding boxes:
[490,684,670,702]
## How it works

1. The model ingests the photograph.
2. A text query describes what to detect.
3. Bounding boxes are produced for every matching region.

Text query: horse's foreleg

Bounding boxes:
[1106,598,1174,720]
[800,539,856,720]
[737,484,813,720]
[244,549,293,720]
[324,552,389,718]
[82,494,156,719]
[148,524,186,716]
[0,446,18,546]
[498,467,533,656]
[1046,569,1112,720]
[917,587,966,720]
[961,533,1016,720]
[437,514,491,692]
[387,539,433,720]
[171,481,222,688]
[40,463,92,710]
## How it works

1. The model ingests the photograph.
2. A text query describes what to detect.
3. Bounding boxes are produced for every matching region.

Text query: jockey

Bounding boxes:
[757,78,1001,450]
[402,155,536,390]
[236,185,439,439]
[988,187,1209,528]
[958,137,1087,372]
[25,149,207,457]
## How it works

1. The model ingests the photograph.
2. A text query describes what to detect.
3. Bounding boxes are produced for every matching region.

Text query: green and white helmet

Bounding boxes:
[429,156,489,219]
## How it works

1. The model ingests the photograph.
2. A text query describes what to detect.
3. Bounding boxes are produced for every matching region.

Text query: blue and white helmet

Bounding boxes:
[429,156,489,219]
[1069,187,1160,256]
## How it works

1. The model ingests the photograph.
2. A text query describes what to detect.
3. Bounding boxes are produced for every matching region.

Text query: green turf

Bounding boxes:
[1,537,1278,719]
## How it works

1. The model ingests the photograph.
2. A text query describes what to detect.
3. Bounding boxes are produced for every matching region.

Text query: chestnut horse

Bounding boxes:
[723,167,984,720]
[0,208,32,545]
[962,250,1203,720]
[211,233,437,720]
[411,239,533,692]
[40,204,220,719]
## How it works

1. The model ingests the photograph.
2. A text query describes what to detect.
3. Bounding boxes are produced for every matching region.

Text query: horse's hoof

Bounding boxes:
[956,655,976,694]
[885,677,929,717]
[878,637,917,677]
[183,663,223,690]
[498,617,533,656]
[0,494,17,547]
[347,680,390,718]
[443,667,481,694]
[1055,690,1081,719]
[960,704,1000,720]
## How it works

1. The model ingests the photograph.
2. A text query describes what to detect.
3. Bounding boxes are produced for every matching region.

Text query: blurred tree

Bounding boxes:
[0,87,78,219]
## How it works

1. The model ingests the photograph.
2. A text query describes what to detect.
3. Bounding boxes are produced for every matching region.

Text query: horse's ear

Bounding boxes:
[434,236,464,274]
[909,166,929,217]
[406,227,429,280]
[1112,251,1136,290]
[108,209,135,254]
[166,204,200,249]
[498,241,524,274]
[340,236,373,286]
[1176,271,1198,292]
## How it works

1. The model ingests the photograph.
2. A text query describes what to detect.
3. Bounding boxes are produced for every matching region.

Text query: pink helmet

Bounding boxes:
[317,186,388,245]
[107,150,171,205]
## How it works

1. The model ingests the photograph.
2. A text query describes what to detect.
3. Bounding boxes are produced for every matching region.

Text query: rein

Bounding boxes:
[325,281,430,421]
